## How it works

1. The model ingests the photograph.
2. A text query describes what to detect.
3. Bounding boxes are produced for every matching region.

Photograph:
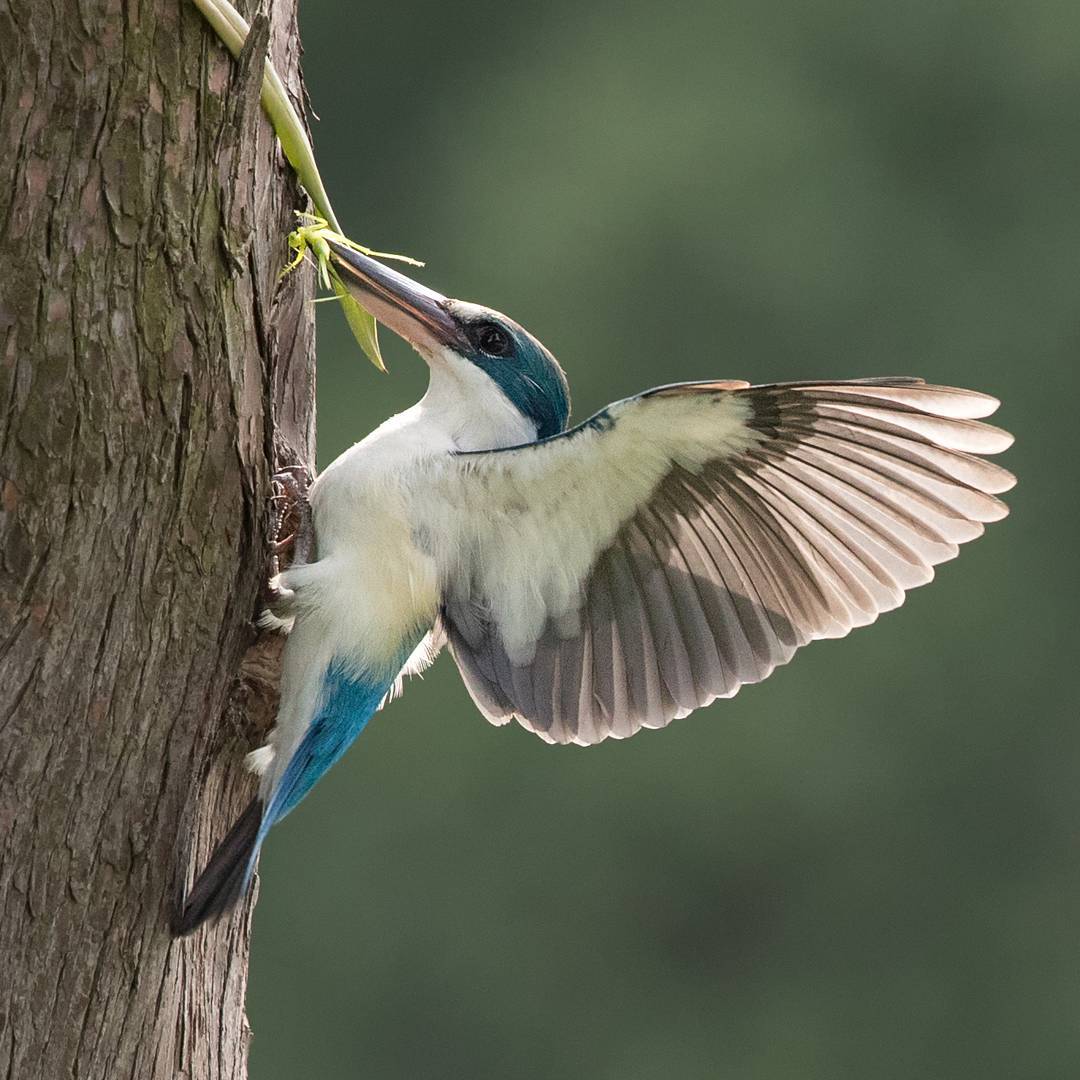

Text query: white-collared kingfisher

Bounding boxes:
[175,241,1015,934]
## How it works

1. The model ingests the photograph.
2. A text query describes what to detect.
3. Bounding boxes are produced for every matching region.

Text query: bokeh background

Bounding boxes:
[247,2,1077,1077]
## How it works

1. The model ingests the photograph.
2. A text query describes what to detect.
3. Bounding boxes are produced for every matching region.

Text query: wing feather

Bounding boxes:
[438,379,1014,744]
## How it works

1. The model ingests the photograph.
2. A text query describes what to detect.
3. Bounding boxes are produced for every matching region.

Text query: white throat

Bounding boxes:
[417,346,538,452]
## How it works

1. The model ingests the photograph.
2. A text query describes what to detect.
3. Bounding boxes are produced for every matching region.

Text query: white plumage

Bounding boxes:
[249,346,540,789]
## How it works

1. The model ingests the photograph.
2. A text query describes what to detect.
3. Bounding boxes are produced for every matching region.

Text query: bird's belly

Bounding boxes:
[302,486,439,675]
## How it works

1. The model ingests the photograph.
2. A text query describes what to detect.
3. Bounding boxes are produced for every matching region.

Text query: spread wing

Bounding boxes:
[429,378,1014,745]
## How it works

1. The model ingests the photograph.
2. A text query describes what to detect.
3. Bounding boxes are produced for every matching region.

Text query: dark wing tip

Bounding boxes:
[172,798,263,937]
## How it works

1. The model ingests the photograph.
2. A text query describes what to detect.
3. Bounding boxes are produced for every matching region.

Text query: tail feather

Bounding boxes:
[173,798,264,936]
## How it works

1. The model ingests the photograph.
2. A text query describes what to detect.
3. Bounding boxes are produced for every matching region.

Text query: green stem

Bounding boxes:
[191,0,341,232]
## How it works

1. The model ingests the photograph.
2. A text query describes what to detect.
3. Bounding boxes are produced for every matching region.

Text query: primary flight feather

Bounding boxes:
[174,242,1014,934]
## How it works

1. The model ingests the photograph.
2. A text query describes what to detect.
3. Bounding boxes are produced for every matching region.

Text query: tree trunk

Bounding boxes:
[0,1,314,1076]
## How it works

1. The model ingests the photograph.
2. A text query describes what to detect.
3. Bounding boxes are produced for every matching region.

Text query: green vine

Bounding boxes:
[192,0,420,370]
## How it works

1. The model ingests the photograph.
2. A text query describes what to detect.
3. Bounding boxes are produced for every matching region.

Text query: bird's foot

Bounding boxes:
[269,465,313,567]
[261,465,314,625]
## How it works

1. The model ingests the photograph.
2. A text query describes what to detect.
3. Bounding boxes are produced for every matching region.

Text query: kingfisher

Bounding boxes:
[174,241,1015,934]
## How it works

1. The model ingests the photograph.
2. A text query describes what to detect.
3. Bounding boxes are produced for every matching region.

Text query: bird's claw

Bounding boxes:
[270,533,296,556]
[272,463,312,491]
[261,464,315,621]
[269,466,313,566]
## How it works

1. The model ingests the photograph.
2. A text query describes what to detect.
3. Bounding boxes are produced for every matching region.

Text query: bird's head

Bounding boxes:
[329,241,570,443]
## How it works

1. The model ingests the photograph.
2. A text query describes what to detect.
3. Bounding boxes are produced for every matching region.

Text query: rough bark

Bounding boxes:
[0,1,315,1076]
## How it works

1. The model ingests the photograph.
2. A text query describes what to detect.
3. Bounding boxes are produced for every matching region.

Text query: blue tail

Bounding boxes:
[261,663,396,831]
[173,662,396,936]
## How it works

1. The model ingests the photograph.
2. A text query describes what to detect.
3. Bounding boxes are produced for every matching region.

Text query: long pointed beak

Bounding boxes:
[326,240,467,355]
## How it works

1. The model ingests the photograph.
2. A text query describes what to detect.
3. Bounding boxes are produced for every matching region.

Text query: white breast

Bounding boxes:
[300,407,452,671]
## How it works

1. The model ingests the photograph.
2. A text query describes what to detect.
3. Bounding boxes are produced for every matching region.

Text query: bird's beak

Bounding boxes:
[326,240,467,355]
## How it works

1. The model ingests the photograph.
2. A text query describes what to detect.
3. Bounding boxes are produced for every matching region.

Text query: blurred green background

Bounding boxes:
[247,2,1077,1077]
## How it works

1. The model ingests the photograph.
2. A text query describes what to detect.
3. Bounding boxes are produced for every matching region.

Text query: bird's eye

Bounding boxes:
[473,322,513,357]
